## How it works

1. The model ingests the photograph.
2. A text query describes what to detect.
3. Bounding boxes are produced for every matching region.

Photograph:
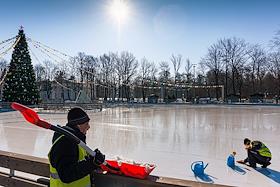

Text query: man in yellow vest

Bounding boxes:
[48,107,105,187]
[237,138,272,168]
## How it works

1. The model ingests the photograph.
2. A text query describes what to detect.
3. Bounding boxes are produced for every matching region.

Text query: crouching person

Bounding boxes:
[237,138,271,168]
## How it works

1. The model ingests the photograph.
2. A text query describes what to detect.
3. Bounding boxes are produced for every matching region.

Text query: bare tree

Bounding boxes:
[159,61,171,100]
[118,51,138,101]
[270,30,280,52]
[84,55,99,100]
[184,58,193,84]
[197,62,206,84]
[75,52,87,83]
[149,62,158,81]
[0,59,7,81]
[0,59,7,70]
[0,59,7,98]
[59,61,71,78]
[42,60,57,99]
[58,60,77,101]
[115,53,124,100]
[68,57,79,81]
[107,52,118,101]
[139,57,152,102]
[43,60,58,81]
[268,52,280,102]
[170,54,182,99]
[218,39,230,99]
[171,54,182,78]
[100,53,115,101]
[218,37,248,97]
[34,64,46,82]
[248,44,267,93]
[159,61,170,81]
[201,43,223,99]
[149,62,158,95]
[183,59,194,100]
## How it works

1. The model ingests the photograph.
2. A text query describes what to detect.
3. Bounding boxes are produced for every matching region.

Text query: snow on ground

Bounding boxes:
[1,105,280,187]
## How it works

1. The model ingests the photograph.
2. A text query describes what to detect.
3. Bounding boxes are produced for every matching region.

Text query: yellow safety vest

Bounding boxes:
[258,142,272,158]
[48,135,91,187]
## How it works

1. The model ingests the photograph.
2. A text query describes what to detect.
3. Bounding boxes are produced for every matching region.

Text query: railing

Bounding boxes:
[0,150,232,187]
[0,102,13,112]
[0,150,49,187]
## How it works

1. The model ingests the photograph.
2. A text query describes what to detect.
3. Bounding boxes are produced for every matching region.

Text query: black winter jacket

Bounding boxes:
[49,126,97,183]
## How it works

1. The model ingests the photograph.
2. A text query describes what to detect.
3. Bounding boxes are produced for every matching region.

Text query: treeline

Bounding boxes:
[33,52,185,102]
[200,36,280,100]
[1,31,280,102]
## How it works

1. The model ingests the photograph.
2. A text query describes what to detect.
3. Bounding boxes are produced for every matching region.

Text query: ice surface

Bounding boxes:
[0,105,280,186]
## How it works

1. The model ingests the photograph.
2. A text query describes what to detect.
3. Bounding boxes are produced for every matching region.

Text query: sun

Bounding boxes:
[108,0,129,26]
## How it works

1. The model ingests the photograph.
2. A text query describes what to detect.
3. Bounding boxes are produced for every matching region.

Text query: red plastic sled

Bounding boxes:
[101,160,155,179]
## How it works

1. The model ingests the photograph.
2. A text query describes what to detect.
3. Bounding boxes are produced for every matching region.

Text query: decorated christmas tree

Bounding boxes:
[2,27,40,104]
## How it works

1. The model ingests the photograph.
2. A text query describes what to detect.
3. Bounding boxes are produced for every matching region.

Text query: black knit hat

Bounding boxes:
[244,138,251,145]
[67,107,90,127]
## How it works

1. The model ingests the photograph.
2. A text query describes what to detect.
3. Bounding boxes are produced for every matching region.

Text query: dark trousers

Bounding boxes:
[247,150,271,167]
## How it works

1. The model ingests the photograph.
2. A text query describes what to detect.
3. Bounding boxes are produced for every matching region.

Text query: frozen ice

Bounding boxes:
[0,105,280,186]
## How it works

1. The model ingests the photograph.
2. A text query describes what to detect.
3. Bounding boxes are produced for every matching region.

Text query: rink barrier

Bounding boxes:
[0,102,103,112]
[38,103,103,111]
[0,150,232,187]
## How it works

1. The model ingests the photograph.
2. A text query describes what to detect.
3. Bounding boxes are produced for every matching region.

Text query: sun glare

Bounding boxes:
[109,0,129,25]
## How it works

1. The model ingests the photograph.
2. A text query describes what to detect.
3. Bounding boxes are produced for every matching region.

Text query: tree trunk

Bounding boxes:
[225,65,228,101]
[232,68,236,95]
[142,80,146,102]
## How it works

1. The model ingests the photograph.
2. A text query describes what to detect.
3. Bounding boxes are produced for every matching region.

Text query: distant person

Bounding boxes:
[237,138,271,168]
[48,107,105,186]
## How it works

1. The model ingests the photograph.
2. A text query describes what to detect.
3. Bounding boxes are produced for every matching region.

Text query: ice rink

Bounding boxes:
[0,105,280,186]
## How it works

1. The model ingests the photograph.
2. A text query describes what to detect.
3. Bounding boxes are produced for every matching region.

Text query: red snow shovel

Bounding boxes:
[11,102,120,172]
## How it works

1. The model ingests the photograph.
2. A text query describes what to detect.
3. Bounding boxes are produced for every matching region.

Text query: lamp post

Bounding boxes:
[193,64,196,103]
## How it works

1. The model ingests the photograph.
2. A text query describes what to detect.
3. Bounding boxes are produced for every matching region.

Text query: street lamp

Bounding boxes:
[192,64,196,103]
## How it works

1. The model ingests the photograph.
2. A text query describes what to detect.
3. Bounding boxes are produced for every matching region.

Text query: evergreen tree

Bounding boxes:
[2,28,40,104]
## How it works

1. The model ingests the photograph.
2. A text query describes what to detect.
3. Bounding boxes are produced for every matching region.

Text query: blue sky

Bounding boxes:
[0,0,280,68]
